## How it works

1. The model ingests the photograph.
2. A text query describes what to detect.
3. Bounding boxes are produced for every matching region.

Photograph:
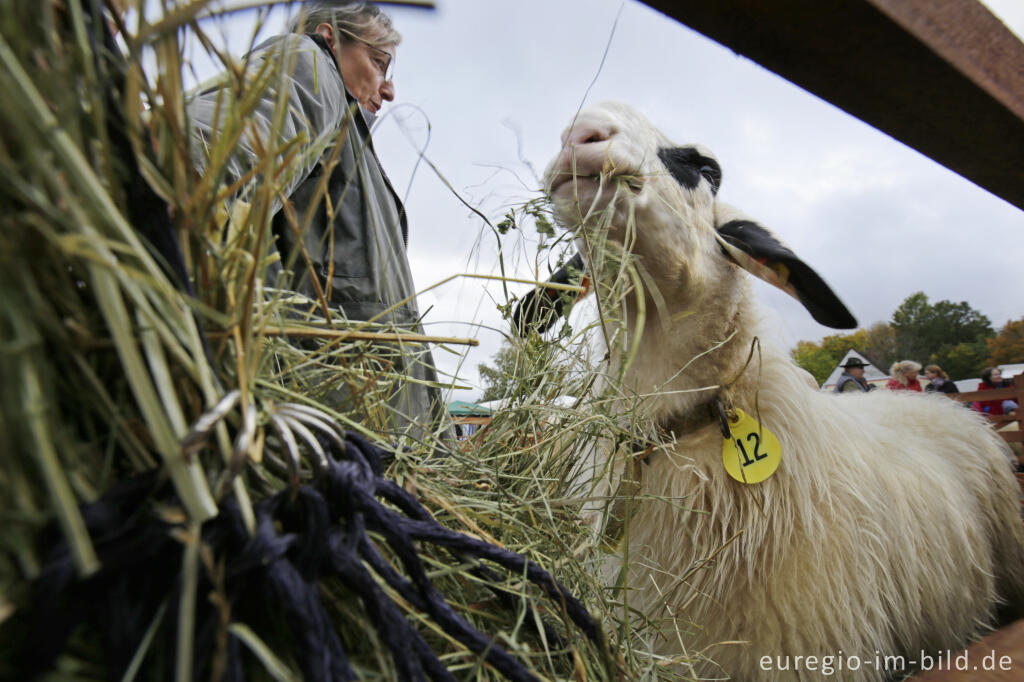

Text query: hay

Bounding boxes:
[0,1,708,679]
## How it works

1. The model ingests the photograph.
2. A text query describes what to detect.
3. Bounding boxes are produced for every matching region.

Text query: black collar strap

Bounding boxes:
[658,397,731,444]
[603,396,726,550]
[632,395,729,464]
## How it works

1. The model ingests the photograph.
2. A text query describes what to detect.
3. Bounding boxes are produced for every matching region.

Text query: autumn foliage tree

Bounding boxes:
[987,318,1024,366]
[791,340,842,386]
[792,293,997,385]
[791,330,869,385]
[861,322,899,371]
[790,323,900,385]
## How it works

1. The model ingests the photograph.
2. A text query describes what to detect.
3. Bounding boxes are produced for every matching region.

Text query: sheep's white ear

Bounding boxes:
[715,208,857,329]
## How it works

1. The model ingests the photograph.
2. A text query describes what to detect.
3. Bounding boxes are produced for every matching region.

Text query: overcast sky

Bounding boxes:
[187,1,1024,400]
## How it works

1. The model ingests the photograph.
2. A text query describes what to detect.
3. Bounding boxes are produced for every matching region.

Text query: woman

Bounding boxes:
[974,367,1019,415]
[887,360,923,391]
[188,1,450,442]
[923,364,959,394]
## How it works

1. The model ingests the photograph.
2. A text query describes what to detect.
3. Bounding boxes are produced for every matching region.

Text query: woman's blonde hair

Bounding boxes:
[890,360,922,385]
[924,364,949,380]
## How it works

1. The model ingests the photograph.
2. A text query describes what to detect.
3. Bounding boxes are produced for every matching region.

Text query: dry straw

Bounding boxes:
[0,1,711,679]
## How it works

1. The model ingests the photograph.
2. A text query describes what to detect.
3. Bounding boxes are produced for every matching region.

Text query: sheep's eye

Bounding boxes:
[657,147,721,195]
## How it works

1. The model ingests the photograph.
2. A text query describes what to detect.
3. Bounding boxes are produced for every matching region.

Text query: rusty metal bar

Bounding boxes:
[641,0,1024,212]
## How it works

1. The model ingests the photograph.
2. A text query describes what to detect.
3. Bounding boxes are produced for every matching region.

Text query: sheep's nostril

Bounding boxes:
[564,124,614,148]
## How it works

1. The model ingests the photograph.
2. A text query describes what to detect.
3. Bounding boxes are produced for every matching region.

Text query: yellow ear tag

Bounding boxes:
[721,409,782,484]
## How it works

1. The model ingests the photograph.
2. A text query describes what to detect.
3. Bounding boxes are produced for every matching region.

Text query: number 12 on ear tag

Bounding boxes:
[721,409,782,484]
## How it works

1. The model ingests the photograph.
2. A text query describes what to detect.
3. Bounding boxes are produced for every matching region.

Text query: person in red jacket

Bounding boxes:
[974,367,1019,415]
[887,360,923,391]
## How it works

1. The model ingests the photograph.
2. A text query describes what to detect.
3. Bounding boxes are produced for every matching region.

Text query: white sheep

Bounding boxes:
[540,101,1024,680]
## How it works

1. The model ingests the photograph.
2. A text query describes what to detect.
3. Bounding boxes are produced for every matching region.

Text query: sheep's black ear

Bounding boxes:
[511,253,588,336]
[658,147,721,195]
[716,219,857,329]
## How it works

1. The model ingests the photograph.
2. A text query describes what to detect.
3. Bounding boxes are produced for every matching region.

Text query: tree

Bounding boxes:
[793,294,997,385]
[478,341,527,403]
[790,340,840,386]
[890,292,993,378]
[790,329,869,385]
[861,322,899,372]
[936,340,990,381]
[477,336,577,403]
[819,330,869,362]
[987,318,1024,366]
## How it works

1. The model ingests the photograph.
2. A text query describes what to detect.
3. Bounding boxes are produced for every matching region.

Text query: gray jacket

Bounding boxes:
[834,373,874,393]
[189,34,448,442]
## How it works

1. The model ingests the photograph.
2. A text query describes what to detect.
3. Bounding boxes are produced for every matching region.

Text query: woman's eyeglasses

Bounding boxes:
[337,27,394,83]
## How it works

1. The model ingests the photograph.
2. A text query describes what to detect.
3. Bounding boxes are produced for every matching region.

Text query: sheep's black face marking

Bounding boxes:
[657,147,722,194]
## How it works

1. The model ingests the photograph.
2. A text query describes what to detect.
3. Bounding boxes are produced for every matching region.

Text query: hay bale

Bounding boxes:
[0,3,680,679]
